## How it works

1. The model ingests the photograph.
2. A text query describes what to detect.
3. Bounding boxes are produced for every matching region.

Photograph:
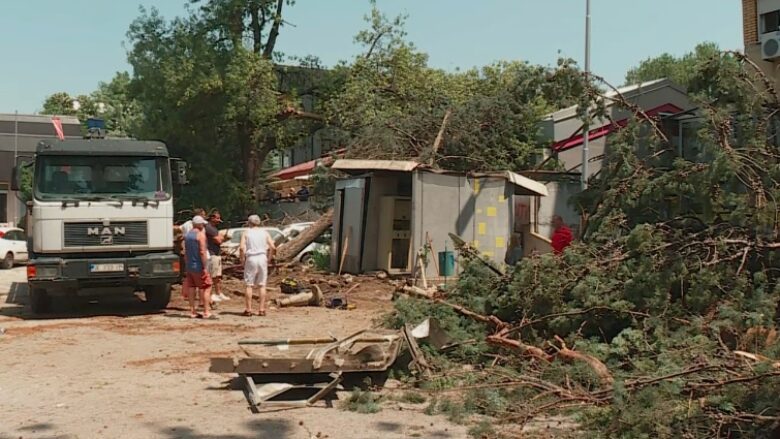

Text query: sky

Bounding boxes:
[1,0,743,114]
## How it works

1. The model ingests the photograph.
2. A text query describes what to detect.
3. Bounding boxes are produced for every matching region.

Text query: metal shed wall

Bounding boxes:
[412,171,512,278]
[330,177,367,273]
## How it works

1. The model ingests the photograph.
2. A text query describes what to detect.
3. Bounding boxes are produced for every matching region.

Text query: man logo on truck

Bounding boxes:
[87,226,126,245]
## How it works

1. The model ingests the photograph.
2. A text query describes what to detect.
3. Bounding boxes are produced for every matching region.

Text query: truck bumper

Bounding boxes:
[28,253,180,295]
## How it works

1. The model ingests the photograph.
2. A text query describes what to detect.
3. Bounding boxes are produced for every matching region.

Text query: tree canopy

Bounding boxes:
[41,1,593,218]
[624,42,721,88]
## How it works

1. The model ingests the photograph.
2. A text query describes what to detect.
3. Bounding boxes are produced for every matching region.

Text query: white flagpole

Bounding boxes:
[581,0,591,191]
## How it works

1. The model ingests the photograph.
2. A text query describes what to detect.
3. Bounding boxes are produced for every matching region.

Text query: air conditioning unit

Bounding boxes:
[761,34,780,60]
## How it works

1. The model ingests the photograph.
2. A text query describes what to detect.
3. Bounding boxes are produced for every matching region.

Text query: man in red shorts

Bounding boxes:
[183,215,215,319]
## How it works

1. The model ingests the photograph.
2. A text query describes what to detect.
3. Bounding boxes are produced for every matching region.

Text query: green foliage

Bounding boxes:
[397,391,427,404]
[310,249,330,271]
[340,389,383,414]
[385,296,489,361]
[122,4,320,218]
[624,42,721,88]
[17,165,33,203]
[324,3,588,172]
[309,163,335,213]
[390,48,780,438]
[41,73,139,137]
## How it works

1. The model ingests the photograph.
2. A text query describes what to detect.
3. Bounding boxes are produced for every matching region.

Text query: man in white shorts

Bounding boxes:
[239,214,276,316]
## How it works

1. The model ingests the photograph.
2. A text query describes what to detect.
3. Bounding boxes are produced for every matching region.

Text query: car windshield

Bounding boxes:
[34,155,172,201]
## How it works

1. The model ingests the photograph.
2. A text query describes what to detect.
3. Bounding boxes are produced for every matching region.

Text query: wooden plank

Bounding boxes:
[210,357,238,373]
[243,374,259,411]
[306,373,343,406]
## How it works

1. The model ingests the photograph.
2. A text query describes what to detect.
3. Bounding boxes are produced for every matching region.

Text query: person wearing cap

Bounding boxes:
[183,215,215,319]
[239,214,276,316]
[205,211,228,303]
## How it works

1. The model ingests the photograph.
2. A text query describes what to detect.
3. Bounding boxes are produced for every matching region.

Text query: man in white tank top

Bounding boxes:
[239,214,276,316]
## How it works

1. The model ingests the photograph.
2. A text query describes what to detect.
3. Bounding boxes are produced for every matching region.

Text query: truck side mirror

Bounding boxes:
[10,165,20,191]
[172,159,188,185]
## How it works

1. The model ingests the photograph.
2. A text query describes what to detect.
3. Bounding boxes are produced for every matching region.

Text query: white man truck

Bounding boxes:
[12,139,186,314]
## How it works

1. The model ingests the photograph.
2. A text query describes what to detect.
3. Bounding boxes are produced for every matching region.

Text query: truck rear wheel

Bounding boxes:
[145,284,171,310]
[29,287,51,314]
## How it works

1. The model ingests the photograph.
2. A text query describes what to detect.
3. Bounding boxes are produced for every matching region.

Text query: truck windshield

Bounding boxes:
[34,156,172,201]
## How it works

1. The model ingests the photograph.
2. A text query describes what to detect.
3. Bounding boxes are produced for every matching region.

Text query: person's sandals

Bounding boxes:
[242,310,254,317]
[197,313,218,320]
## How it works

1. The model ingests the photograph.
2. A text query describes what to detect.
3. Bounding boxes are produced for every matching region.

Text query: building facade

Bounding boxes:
[540,79,694,179]
[743,0,780,86]
[0,114,81,226]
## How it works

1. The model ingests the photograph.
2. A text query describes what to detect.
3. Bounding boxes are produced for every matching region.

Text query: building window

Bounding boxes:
[761,10,780,34]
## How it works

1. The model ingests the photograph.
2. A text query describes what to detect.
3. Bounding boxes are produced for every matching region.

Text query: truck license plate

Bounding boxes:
[89,263,125,273]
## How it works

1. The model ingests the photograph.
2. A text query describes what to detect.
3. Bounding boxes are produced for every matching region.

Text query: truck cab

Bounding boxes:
[14,139,184,313]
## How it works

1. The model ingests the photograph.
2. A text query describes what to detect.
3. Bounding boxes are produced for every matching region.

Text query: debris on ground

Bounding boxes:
[211,319,454,412]
[211,328,406,411]
[276,285,324,307]
[280,277,302,295]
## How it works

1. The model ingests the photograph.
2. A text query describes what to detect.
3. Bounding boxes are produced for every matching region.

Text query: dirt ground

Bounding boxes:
[0,266,469,439]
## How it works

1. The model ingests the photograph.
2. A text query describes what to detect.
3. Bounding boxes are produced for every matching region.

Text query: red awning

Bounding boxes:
[270,156,334,181]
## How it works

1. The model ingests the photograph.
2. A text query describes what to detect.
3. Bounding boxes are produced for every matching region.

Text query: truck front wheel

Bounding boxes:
[144,284,171,310]
[29,287,51,314]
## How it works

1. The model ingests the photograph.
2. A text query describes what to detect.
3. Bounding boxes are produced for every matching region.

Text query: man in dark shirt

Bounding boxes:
[205,211,228,302]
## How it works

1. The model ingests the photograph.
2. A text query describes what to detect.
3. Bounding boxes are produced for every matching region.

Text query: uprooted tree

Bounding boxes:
[388,51,780,438]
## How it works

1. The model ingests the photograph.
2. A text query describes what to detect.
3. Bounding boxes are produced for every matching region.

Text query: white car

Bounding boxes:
[0,227,29,269]
[281,222,315,239]
[221,227,285,256]
[295,229,332,266]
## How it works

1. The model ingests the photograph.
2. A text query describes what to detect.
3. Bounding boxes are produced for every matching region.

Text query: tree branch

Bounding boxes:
[262,0,284,59]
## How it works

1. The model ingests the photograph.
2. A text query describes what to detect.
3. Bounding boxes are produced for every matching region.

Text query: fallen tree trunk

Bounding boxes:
[276,285,324,307]
[399,285,435,299]
[276,208,334,262]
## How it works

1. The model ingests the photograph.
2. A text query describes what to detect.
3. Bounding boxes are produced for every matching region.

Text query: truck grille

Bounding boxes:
[64,221,148,247]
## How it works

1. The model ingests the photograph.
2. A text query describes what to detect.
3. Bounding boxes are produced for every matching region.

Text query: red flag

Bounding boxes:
[51,117,65,140]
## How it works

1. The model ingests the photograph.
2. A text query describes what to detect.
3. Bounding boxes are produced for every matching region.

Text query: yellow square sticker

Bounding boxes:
[486,207,497,217]
[496,237,505,248]
[478,222,487,235]
[473,178,480,193]
[498,195,506,202]
[473,240,480,248]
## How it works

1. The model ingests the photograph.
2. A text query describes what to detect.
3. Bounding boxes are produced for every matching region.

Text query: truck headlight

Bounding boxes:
[153,262,178,273]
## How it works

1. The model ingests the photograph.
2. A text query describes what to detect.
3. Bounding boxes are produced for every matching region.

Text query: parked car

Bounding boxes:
[281,222,315,239]
[295,228,332,266]
[221,227,285,257]
[0,227,29,269]
[0,224,18,239]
